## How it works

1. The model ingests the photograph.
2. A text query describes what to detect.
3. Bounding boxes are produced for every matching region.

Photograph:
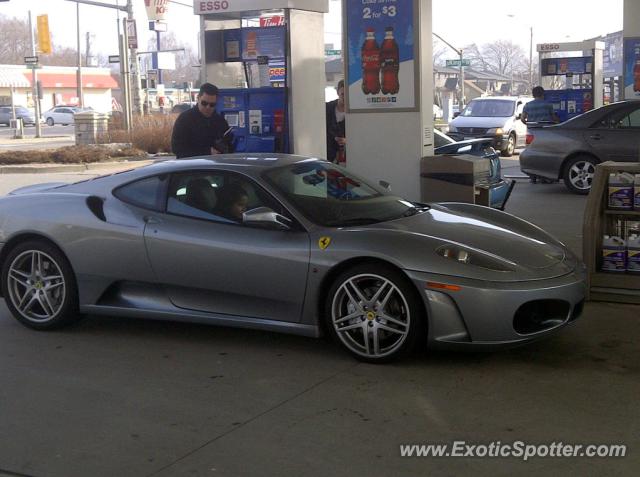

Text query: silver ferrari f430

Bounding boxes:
[0,155,586,362]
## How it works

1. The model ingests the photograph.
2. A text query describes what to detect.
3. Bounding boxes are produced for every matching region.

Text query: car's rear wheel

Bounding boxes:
[325,264,425,363]
[46,117,54,126]
[1,240,79,330]
[501,133,516,157]
[563,155,597,194]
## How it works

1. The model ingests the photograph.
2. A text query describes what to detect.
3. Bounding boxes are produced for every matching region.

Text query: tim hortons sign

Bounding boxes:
[144,0,169,22]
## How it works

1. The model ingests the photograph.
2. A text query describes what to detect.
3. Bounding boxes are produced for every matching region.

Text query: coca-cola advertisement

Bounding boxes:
[623,38,640,99]
[345,0,416,111]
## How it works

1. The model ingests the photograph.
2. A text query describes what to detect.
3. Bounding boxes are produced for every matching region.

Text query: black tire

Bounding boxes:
[563,155,597,195]
[324,263,425,363]
[1,240,80,330]
[501,133,516,157]
[46,117,54,126]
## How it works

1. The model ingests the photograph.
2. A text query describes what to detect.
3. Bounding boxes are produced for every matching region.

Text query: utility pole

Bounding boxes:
[28,11,42,138]
[76,2,83,107]
[125,0,142,115]
[529,26,534,91]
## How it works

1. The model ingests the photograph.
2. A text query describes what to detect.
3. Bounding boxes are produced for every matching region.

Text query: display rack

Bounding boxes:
[583,161,640,303]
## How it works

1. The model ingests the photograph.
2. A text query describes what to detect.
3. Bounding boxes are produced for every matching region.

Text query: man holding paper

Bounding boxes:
[171,83,235,159]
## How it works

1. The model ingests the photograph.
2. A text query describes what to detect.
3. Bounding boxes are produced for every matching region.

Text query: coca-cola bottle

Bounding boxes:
[634,60,640,93]
[361,28,380,95]
[380,27,399,95]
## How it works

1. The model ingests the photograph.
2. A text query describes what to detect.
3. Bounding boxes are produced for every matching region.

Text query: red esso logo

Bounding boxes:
[200,1,229,11]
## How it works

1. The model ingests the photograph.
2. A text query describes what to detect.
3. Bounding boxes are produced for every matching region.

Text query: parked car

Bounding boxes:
[0,155,584,363]
[520,101,640,194]
[0,106,40,126]
[43,106,80,126]
[448,96,532,157]
[171,102,196,114]
[433,130,514,210]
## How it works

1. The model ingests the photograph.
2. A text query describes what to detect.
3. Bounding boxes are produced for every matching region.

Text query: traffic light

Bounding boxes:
[37,15,51,54]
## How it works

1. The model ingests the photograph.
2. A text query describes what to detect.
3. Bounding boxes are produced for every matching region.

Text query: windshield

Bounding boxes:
[16,108,31,114]
[262,161,422,227]
[462,99,515,118]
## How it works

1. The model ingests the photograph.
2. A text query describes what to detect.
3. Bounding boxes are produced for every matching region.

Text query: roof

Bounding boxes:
[28,72,118,89]
[0,68,30,88]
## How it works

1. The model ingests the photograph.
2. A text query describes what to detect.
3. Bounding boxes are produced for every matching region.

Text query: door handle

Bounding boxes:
[590,134,602,140]
[143,215,162,224]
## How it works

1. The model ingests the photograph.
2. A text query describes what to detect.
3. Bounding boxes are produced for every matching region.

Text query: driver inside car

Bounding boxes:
[213,183,249,222]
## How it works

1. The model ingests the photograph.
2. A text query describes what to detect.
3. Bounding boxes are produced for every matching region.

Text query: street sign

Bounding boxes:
[446,59,470,67]
[325,49,341,56]
[24,56,39,65]
[26,64,42,70]
[125,19,138,49]
[149,21,167,32]
[108,55,120,63]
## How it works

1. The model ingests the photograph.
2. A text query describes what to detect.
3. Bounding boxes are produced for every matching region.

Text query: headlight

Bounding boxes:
[436,244,515,272]
[486,127,504,136]
[448,125,457,133]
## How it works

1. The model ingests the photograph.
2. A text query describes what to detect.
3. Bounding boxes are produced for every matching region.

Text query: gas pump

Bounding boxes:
[537,40,604,122]
[194,1,329,157]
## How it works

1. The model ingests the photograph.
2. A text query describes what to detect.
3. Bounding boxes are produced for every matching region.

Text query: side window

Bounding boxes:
[113,175,166,211]
[166,171,289,226]
[616,109,640,129]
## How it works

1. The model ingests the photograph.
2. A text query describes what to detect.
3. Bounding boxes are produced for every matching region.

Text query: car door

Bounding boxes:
[0,107,9,124]
[584,104,640,162]
[143,170,311,323]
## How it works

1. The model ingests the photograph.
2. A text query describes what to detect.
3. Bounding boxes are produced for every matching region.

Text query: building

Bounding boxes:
[0,64,119,113]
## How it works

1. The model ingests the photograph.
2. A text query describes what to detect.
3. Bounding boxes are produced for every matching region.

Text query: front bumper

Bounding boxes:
[405,267,586,350]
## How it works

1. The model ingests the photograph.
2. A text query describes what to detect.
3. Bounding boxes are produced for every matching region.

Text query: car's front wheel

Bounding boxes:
[1,240,80,330]
[563,155,597,194]
[325,264,425,363]
[501,133,516,157]
[46,117,54,126]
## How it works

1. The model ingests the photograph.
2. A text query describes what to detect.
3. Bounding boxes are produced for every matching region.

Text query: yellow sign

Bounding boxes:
[318,236,331,250]
[37,15,51,54]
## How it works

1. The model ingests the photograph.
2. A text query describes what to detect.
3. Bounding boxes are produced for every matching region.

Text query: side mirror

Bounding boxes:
[243,206,292,230]
[516,113,522,120]
[379,180,391,191]
[453,112,461,118]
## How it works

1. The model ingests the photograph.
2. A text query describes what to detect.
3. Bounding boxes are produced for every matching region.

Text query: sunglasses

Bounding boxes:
[200,100,216,108]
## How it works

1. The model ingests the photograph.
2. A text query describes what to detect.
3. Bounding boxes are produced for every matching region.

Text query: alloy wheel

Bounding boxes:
[331,273,410,359]
[568,160,595,191]
[7,250,66,323]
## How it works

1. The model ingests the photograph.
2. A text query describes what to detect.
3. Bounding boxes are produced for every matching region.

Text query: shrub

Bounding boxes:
[0,145,147,165]
[102,113,177,154]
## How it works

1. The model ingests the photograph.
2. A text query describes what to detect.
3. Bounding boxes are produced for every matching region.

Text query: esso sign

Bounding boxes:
[538,43,560,52]
[144,0,169,22]
[195,1,230,13]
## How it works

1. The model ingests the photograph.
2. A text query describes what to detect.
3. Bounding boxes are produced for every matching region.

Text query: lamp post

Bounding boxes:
[433,32,465,107]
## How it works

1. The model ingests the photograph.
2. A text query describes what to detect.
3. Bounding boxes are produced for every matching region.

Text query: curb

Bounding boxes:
[0,159,155,174]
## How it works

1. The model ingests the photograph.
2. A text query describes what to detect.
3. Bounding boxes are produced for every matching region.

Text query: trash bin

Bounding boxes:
[74,111,109,145]
[420,153,514,209]
[10,118,24,139]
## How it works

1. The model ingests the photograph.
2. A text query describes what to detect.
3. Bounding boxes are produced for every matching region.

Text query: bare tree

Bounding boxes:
[481,40,527,76]
[0,15,33,64]
[462,43,487,71]
[0,14,88,68]
[147,32,200,85]
[432,38,449,67]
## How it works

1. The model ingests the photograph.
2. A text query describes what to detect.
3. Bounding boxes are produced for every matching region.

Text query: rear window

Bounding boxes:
[113,175,167,211]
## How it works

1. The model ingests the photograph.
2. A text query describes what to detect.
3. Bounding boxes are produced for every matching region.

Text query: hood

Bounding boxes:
[451,115,512,129]
[350,203,576,281]
[9,182,68,195]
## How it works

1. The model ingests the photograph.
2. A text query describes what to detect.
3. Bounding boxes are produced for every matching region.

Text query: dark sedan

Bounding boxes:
[520,101,640,194]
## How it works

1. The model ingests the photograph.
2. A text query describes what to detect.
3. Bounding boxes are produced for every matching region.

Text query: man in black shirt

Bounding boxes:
[171,83,234,159]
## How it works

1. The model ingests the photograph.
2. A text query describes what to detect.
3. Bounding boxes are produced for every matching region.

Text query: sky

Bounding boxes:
[0,0,625,60]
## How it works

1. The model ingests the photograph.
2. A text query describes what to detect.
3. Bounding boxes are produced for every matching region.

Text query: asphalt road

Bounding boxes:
[0,169,637,477]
